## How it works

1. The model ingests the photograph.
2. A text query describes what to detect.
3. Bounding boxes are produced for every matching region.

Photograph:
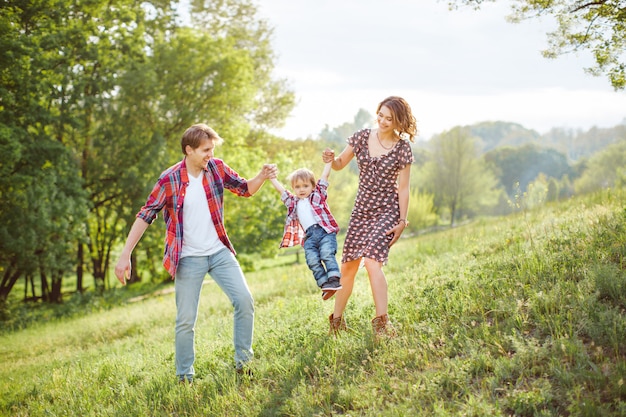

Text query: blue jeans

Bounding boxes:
[174,248,254,377]
[303,224,340,287]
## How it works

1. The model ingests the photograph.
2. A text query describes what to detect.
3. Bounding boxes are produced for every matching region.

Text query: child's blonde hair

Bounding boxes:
[287,168,316,188]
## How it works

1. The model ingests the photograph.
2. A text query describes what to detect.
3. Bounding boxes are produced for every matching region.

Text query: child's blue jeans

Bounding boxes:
[303,224,340,287]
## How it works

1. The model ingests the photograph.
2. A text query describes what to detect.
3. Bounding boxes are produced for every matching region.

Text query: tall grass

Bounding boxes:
[1,189,625,416]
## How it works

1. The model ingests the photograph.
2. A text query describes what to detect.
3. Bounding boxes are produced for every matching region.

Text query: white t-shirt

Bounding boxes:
[296,197,316,231]
[180,172,226,258]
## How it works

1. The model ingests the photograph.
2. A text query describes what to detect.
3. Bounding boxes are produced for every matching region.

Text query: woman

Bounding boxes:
[322,96,416,338]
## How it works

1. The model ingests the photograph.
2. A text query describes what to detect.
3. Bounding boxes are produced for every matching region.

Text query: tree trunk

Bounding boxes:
[76,242,84,293]
[50,272,63,303]
[39,267,50,302]
[28,274,36,300]
[129,252,139,284]
[92,255,105,293]
[450,201,456,227]
[0,268,21,302]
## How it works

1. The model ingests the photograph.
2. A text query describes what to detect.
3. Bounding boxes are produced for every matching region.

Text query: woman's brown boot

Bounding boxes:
[328,313,348,335]
[371,314,397,339]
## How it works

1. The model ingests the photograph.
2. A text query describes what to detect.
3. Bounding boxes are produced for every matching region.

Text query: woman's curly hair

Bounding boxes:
[377,96,418,142]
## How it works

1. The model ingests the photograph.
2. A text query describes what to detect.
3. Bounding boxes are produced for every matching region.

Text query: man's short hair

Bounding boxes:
[181,124,224,154]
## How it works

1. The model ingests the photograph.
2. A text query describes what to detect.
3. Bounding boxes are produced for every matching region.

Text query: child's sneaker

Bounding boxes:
[321,277,342,291]
[321,277,342,300]
[322,290,336,300]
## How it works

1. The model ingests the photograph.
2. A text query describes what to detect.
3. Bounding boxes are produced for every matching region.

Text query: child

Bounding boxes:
[270,162,342,300]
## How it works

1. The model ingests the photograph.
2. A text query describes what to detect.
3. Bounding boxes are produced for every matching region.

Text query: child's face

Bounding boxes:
[292,179,314,199]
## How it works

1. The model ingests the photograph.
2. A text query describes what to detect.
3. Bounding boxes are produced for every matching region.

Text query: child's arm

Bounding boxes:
[269,177,286,194]
[320,161,332,183]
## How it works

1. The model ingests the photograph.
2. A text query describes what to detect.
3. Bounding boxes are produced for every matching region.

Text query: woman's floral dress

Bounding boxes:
[341,128,414,265]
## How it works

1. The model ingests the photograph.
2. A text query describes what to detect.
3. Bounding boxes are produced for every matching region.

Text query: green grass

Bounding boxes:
[1,189,625,416]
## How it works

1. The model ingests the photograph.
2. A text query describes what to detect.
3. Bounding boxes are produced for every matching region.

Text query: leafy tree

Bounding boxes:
[100,0,293,279]
[0,134,87,303]
[485,143,573,196]
[449,0,626,90]
[31,0,177,291]
[1,0,296,302]
[574,140,626,193]
[421,127,501,226]
[0,2,91,301]
[406,188,439,232]
[547,177,560,201]
[525,173,550,209]
[187,0,295,133]
[0,0,179,294]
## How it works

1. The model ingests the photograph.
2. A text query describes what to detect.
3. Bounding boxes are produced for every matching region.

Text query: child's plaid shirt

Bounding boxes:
[279,179,339,248]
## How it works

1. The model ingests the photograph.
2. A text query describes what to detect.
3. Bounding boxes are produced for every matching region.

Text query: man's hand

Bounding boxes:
[262,163,278,179]
[114,258,130,285]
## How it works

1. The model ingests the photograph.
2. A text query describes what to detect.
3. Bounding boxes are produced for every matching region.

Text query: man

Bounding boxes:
[115,123,276,383]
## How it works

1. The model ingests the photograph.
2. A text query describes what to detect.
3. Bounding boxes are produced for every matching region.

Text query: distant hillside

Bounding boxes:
[413,120,626,198]
[541,123,626,161]
[422,120,626,161]
[467,121,541,153]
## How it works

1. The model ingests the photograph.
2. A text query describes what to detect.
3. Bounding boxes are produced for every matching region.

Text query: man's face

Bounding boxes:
[186,137,215,171]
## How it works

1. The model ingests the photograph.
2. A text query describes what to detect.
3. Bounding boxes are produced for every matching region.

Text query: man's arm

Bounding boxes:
[246,164,277,195]
[114,218,150,285]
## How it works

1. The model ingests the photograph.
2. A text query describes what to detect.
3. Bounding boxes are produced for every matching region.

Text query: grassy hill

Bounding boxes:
[1,189,625,416]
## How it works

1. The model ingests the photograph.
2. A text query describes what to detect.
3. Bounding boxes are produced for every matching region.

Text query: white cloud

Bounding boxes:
[259,0,626,139]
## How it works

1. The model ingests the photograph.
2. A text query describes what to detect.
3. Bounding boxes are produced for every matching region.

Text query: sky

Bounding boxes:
[256,0,626,141]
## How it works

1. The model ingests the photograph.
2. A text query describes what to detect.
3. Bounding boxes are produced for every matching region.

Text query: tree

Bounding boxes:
[28,0,177,291]
[574,140,626,193]
[187,0,295,134]
[449,0,626,90]
[0,133,88,303]
[0,0,295,303]
[0,2,91,302]
[421,127,501,226]
[406,188,439,232]
[484,143,573,196]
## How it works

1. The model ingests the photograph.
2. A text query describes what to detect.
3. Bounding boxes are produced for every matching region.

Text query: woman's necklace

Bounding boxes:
[376,130,395,150]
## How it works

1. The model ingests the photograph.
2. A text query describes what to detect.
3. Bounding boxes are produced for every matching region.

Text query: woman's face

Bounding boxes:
[376,105,395,133]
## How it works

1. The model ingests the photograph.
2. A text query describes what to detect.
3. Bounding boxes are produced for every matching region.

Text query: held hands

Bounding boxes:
[322,148,335,163]
[261,163,278,180]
